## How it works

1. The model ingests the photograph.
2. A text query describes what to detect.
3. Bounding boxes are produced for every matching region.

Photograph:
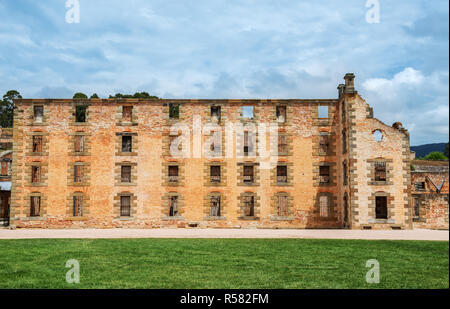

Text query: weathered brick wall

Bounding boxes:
[9,75,411,229]
[344,74,411,230]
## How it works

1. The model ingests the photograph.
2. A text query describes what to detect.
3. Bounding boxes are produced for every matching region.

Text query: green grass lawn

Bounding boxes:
[0,238,448,289]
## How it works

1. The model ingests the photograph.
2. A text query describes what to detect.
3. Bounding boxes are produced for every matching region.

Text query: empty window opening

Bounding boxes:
[375,196,388,219]
[0,161,10,176]
[210,196,221,217]
[343,161,348,185]
[30,196,41,217]
[74,165,84,183]
[31,166,41,183]
[73,196,83,217]
[319,134,329,154]
[243,165,254,183]
[342,130,347,154]
[34,106,44,123]
[276,106,286,123]
[277,195,289,217]
[169,196,179,217]
[122,136,132,153]
[210,166,221,183]
[75,105,87,123]
[243,131,253,154]
[415,182,426,191]
[341,102,346,122]
[319,166,330,184]
[277,165,287,183]
[243,195,255,217]
[120,195,131,217]
[121,165,132,183]
[32,136,43,153]
[122,106,133,122]
[74,135,85,153]
[318,106,329,118]
[168,166,179,183]
[373,130,383,142]
[211,106,221,123]
[413,198,420,220]
[242,106,254,119]
[343,195,349,224]
[319,195,329,218]
[374,161,386,181]
[169,134,183,152]
[278,135,288,154]
[169,104,179,119]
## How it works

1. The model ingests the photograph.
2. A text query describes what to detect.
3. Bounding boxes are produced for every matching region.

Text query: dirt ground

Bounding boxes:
[0,228,448,241]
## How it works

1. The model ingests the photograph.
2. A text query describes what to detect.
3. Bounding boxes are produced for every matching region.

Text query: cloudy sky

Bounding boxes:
[0,0,448,145]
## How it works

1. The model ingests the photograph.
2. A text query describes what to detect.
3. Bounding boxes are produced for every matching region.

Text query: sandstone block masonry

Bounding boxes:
[10,74,412,229]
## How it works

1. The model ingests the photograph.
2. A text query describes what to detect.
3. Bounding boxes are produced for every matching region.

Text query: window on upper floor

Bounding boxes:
[277,165,287,184]
[318,106,329,118]
[122,106,133,122]
[74,135,85,153]
[319,166,330,184]
[211,106,221,123]
[168,166,179,183]
[31,166,41,183]
[276,106,286,123]
[210,166,221,183]
[121,165,132,183]
[74,165,84,183]
[415,182,426,191]
[121,136,132,153]
[169,104,179,119]
[243,165,254,183]
[32,136,43,153]
[75,105,87,123]
[319,133,329,154]
[242,106,254,119]
[374,161,386,182]
[33,106,43,123]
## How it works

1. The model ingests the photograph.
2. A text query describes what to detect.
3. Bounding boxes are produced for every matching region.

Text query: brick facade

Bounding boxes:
[8,74,414,229]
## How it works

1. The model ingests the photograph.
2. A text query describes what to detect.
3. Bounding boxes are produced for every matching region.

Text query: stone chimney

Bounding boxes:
[337,84,345,99]
[344,73,355,94]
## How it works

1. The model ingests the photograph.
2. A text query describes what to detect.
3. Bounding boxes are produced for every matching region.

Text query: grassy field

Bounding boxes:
[0,238,448,289]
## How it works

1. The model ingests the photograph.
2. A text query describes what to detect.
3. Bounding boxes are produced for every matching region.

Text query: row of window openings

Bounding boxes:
[32,135,86,154]
[34,105,325,124]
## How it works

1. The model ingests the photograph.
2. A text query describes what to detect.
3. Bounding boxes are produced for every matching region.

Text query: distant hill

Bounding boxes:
[411,143,447,158]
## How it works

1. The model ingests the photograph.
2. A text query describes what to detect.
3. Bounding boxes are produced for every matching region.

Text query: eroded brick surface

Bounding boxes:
[8,75,416,229]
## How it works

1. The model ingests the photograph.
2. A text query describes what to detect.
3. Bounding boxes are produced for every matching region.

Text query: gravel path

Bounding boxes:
[0,228,448,241]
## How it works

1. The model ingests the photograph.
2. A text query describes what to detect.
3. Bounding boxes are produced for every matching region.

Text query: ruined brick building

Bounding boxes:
[411,159,449,230]
[7,74,417,229]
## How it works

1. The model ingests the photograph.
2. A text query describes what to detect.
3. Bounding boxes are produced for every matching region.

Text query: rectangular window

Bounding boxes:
[73,196,83,217]
[0,162,8,176]
[277,195,289,217]
[210,196,221,217]
[120,196,131,217]
[121,165,132,183]
[342,130,347,154]
[414,182,426,191]
[243,165,254,183]
[31,166,41,183]
[32,136,43,153]
[122,106,133,122]
[169,196,178,216]
[168,166,179,183]
[34,106,44,123]
[74,135,85,153]
[375,196,388,219]
[122,136,132,152]
[374,162,386,181]
[210,166,221,183]
[243,195,255,217]
[343,162,348,186]
[319,196,329,217]
[413,198,420,220]
[277,165,287,183]
[242,106,254,119]
[169,104,179,119]
[318,106,329,118]
[276,106,286,123]
[243,131,253,154]
[74,165,84,183]
[319,166,330,184]
[75,105,87,123]
[319,134,329,154]
[211,106,221,123]
[278,135,288,154]
[30,196,41,217]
